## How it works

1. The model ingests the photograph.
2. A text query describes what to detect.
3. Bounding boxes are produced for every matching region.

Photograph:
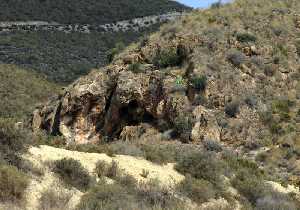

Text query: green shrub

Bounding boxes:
[255,192,297,210]
[222,153,263,178]
[177,175,216,204]
[153,47,185,68]
[94,160,119,179]
[39,189,72,210]
[116,174,137,189]
[272,99,292,121]
[106,161,119,178]
[236,32,257,43]
[225,101,240,118]
[231,169,266,204]
[190,75,207,92]
[175,151,223,185]
[264,64,276,76]
[173,113,194,142]
[136,179,182,208]
[142,145,173,165]
[76,182,133,210]
[0,164,29,202]
[227,50,246,67]
[107,42,125,63]
[128,63,143,73]
[53,158,91,191]
[0,118,31,168]
[203,139,223,152]
[94,160,108,178]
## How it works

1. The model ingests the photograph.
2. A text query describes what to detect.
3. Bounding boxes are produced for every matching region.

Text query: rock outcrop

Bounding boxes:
[32,63,185,144]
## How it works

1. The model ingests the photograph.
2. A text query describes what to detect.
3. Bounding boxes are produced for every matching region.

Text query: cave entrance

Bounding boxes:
[119,100,155,126]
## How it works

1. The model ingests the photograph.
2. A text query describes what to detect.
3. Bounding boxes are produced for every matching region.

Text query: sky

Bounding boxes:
[176,0,231,8]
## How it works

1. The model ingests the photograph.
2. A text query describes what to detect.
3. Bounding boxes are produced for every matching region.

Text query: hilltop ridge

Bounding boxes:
[1,0,190,24]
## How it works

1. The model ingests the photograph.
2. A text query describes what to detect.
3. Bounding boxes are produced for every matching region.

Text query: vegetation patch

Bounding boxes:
[190,75,207,92]
[177,175,216,204]
[236,32,257,43]
[52,158,91,191]
[0,164,29,202]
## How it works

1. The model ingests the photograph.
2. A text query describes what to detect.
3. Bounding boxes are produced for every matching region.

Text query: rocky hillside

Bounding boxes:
[33,0,299,188]
[1,0,189,24]
[34,0,299,144]
[3,0,300,209]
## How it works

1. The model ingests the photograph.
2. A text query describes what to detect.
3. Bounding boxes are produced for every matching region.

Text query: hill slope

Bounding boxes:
[0,1,189,84]
[0,0,189,24]
[0,27,159,83]
[0,64,60,120]
[32,0,300,208]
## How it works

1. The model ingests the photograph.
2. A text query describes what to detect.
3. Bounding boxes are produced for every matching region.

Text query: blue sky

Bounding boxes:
[176,0,231,8]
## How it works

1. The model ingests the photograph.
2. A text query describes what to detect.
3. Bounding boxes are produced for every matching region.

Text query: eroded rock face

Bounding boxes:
[32,36,269,146]
[33,64,189,144]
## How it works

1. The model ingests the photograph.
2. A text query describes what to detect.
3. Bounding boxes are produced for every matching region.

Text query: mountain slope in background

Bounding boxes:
[0,27,159,84]
[0,0,189,84]
[0,0,189,24]
[0,64,60,120]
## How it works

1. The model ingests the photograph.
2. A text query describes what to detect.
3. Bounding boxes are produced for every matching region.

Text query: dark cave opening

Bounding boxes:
[119,100,155,126]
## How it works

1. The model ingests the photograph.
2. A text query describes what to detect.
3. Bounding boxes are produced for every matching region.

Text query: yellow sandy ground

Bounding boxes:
[20,145,185,210]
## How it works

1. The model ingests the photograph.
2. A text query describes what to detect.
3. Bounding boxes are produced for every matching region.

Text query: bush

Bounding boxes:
[117,174,137,189]
[76,182,133,210]
[39,189,72,210]
[136,179,182,208]
[106,161,119,178]
[0,119,31,168]
[142,145,173,165]
[236,32,257,43]
[0,164,29,202]
[264,64,276,76]
[231,169,266,204]
[128,63,143,73]
[225,101,240,118]
[227,50,246,67]
[244,95,257,108]
[190,75,207,92]
[175,151,223,185]
[94,160,108,178]
[173,113,194,142]
[255,193,297,210]
[94,160,119,179]
[153,47,185,68]
[76,177,183,210]
[52,158,91,191]
[107,42,125,63]
[203,139,223,152]
[177,175,216,204]
[272,99,292,121]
